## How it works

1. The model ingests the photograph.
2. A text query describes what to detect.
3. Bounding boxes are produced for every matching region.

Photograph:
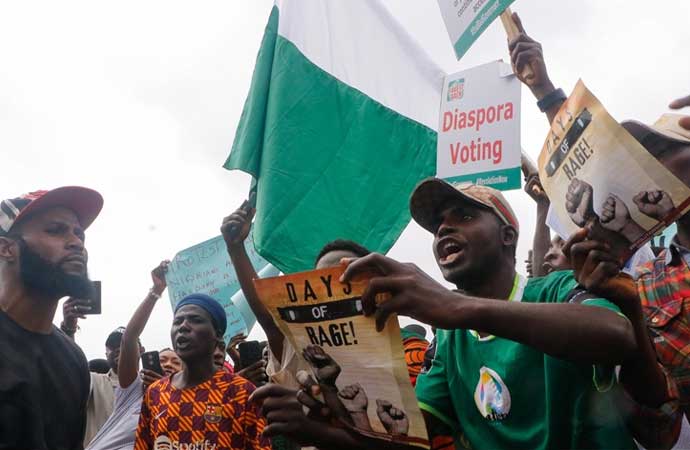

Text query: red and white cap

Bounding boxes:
[0,186,103,236]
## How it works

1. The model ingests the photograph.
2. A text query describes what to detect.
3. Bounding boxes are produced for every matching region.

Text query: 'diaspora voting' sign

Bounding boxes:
[437,60,521,190]
[437,0,515,59]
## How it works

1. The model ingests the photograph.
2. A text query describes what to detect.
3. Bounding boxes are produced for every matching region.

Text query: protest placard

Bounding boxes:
[166,231,270,340]
[437,60,521,190]
[437,0,515,59]
[538,80,690,262]
[254,266,429,448]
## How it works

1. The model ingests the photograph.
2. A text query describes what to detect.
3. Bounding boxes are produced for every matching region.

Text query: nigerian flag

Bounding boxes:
[225,0,444,274]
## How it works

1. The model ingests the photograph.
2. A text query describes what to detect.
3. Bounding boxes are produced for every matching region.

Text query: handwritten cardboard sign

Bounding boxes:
[166,231,270,340]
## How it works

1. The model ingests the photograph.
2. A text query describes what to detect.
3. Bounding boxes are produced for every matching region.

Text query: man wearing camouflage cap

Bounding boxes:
[0,186,103,450]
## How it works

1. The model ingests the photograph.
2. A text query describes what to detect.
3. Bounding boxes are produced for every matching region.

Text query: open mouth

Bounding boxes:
[175,335,192,350]
[436,238,466,266]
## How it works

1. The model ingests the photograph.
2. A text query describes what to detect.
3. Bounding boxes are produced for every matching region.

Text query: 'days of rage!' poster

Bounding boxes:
[254,266,429,448]
[538,80,690,263]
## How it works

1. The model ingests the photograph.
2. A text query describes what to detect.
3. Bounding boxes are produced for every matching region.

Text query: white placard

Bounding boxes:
[437,60,521,190]
[437,0,515,59]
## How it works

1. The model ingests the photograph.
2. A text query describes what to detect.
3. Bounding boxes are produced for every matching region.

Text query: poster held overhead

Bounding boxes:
[538,80,690,263]
[436,0,515,59]
[437,60,521,191]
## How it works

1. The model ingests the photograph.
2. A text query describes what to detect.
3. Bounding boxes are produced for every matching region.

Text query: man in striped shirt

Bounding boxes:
[134,293,269,450]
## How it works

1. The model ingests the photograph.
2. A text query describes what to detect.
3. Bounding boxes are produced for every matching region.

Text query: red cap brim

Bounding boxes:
[13,186,103,231]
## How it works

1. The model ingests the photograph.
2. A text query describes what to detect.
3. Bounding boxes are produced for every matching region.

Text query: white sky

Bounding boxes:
[2,1,689,360]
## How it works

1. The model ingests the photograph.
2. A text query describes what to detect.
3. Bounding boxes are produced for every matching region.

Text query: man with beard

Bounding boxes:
[134,293,269,450]
[0,186,102,450]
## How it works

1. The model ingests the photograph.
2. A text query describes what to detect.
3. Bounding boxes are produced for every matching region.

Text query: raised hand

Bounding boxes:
[302,345,341,386]
[599,194,631,233]
[507,12,554,98]
[669,95,690,130]
[565,178,595,227]
[151,260,170,295]
[225,333,246,367]
[338,383,368,413]
[376,399,409,436]
[633,190,675,221]
[62,297,91,331]
[524,174,549,205]
[221,199,255,248]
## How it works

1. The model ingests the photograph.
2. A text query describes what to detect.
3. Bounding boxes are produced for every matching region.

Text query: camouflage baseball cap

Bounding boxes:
[0,186,103,236]
[410,178,519,234]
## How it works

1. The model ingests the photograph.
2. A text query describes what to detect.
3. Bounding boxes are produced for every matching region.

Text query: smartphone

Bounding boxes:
[238,340,262,369]
[83,280,101,315]
[141,350,164,376]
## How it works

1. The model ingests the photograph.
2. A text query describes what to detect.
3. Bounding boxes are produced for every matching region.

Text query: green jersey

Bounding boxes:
[415,271,635,449]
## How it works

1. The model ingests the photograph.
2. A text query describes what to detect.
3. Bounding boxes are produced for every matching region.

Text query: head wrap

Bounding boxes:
[174,293,226,336]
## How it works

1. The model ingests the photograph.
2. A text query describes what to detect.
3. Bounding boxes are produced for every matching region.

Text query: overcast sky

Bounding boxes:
[2,1,688,360]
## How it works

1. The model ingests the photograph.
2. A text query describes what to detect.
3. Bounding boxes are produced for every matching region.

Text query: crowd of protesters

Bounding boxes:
[2,11,690,450]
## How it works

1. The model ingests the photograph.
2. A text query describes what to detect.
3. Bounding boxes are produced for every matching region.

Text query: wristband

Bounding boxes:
[148,288,162,300]
[537,88,566,113]
[60,322,78,335]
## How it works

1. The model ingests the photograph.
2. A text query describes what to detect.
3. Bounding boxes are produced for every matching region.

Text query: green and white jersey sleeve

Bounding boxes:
[415,271,635,450]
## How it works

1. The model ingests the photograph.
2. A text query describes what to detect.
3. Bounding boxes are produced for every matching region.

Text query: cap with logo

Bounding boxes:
[410,177,519,234]
[0,186,103,236]
[622,113,690,147]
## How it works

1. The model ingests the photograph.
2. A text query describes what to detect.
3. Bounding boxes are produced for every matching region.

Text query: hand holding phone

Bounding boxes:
[141,350,164,376]
[83,280,102,315]
[238,341,263,370]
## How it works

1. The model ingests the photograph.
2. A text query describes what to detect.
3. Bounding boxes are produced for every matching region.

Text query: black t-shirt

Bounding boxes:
[0,310,90,450]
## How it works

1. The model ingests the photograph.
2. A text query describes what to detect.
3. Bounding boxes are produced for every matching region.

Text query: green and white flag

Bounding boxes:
[225,0,444,274]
